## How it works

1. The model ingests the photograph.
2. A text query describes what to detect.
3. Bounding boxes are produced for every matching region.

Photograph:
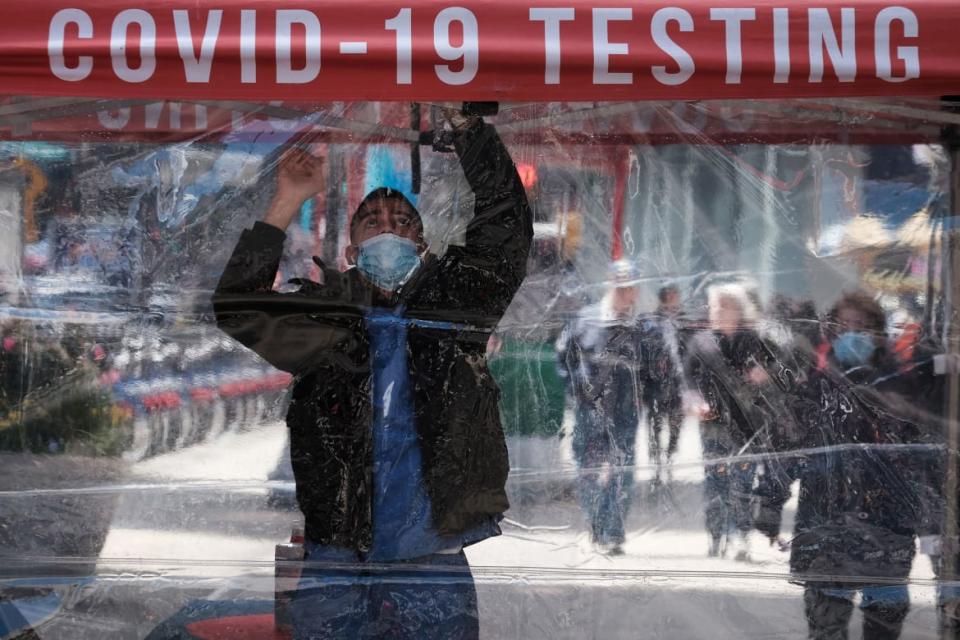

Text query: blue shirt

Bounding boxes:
[307,305,499,563]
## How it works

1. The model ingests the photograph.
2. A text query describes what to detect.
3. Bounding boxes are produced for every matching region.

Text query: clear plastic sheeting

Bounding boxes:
[0,98,957,639]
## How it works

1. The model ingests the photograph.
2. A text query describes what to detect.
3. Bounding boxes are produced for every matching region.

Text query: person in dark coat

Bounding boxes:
[212,110,532,638]
[752,297,820,551]
[791,292,925,640]
[639,284,687,484]
[686,289,773,560]
[556,260,644,555]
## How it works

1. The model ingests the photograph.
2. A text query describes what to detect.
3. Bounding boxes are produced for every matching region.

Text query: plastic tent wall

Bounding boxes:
[0,96,957,639]
[4,5,960,636]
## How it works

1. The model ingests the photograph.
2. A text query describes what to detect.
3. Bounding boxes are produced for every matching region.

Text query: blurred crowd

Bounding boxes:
[556,261,948,639]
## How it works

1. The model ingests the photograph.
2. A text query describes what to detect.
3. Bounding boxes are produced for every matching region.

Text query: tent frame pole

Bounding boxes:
[942,96,960,640]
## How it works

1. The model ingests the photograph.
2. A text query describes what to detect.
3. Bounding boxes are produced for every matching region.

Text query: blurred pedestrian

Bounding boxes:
[752,296,820,551]
[639,284,687,486]
[686,288,772,560]
[791,292,926,640]
[557,260,644,555]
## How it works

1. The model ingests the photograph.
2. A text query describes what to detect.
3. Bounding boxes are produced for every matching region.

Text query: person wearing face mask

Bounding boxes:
[212,109,531,639]
[790,292,927,640]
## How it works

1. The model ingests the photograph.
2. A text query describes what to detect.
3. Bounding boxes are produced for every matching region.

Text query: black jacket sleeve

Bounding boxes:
[405,122,532,322]
[454,121,533,287]
[212,222,362,374]
[214,221,287,295]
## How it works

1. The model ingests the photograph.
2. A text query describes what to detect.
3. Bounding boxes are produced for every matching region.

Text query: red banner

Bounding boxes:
[0,1,957,102]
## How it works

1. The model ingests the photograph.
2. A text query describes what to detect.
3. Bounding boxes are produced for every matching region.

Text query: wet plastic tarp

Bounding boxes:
[0,97,959,640]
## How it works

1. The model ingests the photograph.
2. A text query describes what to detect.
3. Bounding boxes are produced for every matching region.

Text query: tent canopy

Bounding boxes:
[7,0,957,103]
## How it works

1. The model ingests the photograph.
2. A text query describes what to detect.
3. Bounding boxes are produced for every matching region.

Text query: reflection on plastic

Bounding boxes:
[0,98,957,639]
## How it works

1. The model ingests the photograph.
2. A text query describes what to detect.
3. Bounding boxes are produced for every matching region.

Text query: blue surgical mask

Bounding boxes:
[356,234,422,291]
[832,331,876,368]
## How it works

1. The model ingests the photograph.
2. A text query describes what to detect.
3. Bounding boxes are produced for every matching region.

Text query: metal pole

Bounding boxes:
[941,98,960,639]
[611,150,630,261]
[411,103,421,195]
[321,146,344,267]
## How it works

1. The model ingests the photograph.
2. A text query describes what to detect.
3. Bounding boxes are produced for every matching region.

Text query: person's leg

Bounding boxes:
[753,460,792,543]
[601,466,634,552]
[591,440,618,547]
[290,549,369,639]
[646,393,663,474]
[729,461,757,559]
[860,585,910,640]
[598,429,637,549]
[804,584,854,640]
[617,442,637,527]
[700,430,730,556]
[579,459,607,544]
[594,471,616,547]
[368,552,479,640]
[573,408,603,542]
[666,401,683,463]
[661,398,683,485]
[730,460,757,534]
[703,461,729,556]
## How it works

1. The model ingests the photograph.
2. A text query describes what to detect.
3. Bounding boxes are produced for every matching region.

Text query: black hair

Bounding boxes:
[658,284,679,303]
[829,291,886,334]
[350,187,421,239]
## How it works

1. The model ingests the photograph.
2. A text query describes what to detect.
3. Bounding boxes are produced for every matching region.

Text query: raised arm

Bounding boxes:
[212,149,360,373]
[452,117,533,283]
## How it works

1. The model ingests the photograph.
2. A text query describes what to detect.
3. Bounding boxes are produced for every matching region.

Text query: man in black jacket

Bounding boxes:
[213,110,532,638]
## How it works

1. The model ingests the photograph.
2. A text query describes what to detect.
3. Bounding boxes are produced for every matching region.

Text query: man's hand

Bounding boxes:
[439,106,481,131]
[278,148,326,202]
[263,148,326,231]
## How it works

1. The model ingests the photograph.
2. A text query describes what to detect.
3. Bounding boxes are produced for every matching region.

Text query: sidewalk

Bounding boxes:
[12,418,941,638]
